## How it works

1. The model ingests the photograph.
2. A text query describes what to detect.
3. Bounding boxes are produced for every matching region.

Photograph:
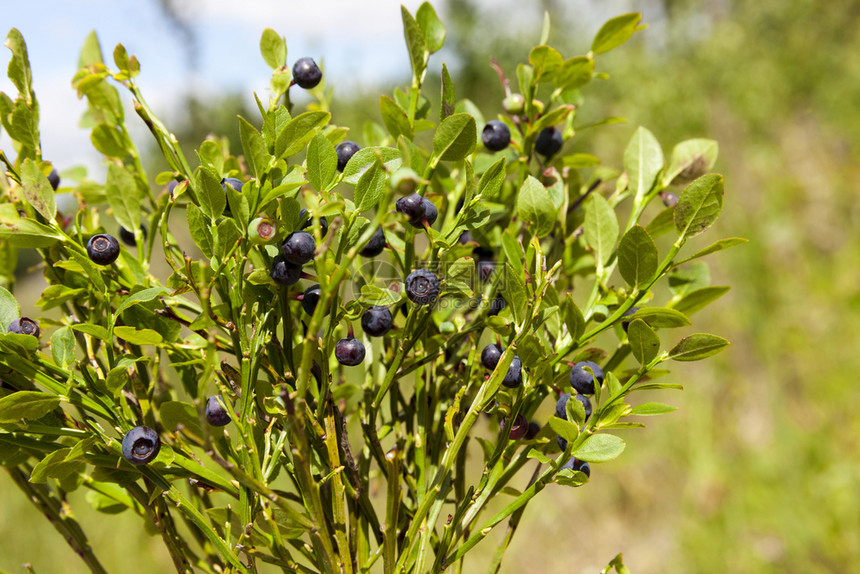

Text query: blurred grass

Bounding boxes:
[4,0,860,572]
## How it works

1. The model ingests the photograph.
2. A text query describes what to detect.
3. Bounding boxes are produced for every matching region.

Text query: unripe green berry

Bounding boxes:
[248,217,277,244]
[503,93,526,115]
[390,168,420,195]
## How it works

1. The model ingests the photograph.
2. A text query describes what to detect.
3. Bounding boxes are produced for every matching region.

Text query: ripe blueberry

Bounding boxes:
[535,126,563,158]
[336,141,360,172]
[482,120,511,152]
[405,269,440,306]
[361,306,393,337]
[555,392,592,422]
[360,227,386,257]
[622,307,640,332]
[488,294,506,316]
[501,413,528,440]
[662,192,679,208]
[205,395,231,427]
[503,356,523,388]
[301,283,322,316]
[481,343,502,370]
[281,231,316,265]
[222,177,243,193]
[87,234,120,265]
[458,230,474,245]
[119,225,146,247]
[121,426,160,466]
[271,255,302,286]
[525,421,541,440]
[561,456,591,477]
[9,317,40,338]
[335,336,365,366]
[570,361,604,395]
[420,198,438,227]
[299,208,328,238]
[292,57,322,89]
[396,194,437,228]
[477,259,495,282]
[47,167,60,191]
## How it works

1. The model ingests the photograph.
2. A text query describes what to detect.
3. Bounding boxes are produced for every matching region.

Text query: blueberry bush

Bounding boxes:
[0,4,741,573]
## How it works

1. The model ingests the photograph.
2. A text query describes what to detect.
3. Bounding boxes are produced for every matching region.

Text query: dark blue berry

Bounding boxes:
[405,269,440,306]
[622,307,641,332]
[458,230,474,245]
[555,393,592,422]
[302,284,321,316]
[360,227,386,257]
[482,120,511,152]
[299,208,328,238]
[477,259,495,282]
[121,426,160,466]
[535,127,563,157]
[335,141,360,172]
[361,306,393,337]
[47,167,60,191]
[481,343,502,370]
[271,255,302,286]
[87,234,120,265]
[525,421,541,440]
[396,193,425,224]
[502,356,522,388]
[205,395,231,426]
[281,231,316,265]
[119,225,146,247]
[9,317,39,338]
[420,198,438,228]
[501,413,528,440]
[561,456,591,477]
[335,336,365,366]
[292,57,322,89]
[220,178,243,215]
[488,294,506,316]
[570,361,604,395]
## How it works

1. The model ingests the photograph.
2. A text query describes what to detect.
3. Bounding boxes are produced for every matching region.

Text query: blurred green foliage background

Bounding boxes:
[2,0,859,572]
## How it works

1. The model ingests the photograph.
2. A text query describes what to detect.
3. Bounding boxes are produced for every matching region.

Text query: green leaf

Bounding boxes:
[446,257,475,285]
[532,105,575,135]
[674,237,748,266]
[187,204,213,257]
[5,29,33,99]
[160,400,203,440]
[115,287,169,317]
[105,366,129,394]
[583,193,618,267]
[51,327,75,369]
[548,415,579,443]
[626,307,691,328]
[72,323,109,341]
[645,206,676,238]
[668,333,729,361]
[529,45,564,82]
[380,95,413,140]
[440,64,455,121]
[259,28,286,69]
[624,126,663,199]
[433,113,476,162]
[500,230,523,277]
[506,265,528,326]
[85,489,129,515]
[627,319,660,365]
[0,285,20,331]
[671,286,730,316]
[342,147,401,184]
[669,261,710,297]
[305,133,337,193]
[628,402,677,416]
[194,166,226,220]
[663,139,719,187]
[477,156,506,199]
[359,285,402,307]
[416,2,446,53]
[275,111,331,159]
[91,123,129,157]
[674,174,724,239]
[591,13,642,55]
[573,433,626,462]
[561,297,585,341]
[106,163,140,234]
[516,176,555,237]
[30,448,83,484]
[401,6,427,80]
[0,216,63,248]
[78,30,104,67]
[526,450,552,464]
[113,326,162,345]
[354,160,387,212]
[555,56,594,91]
[20,159,56,220]
[238,116,269,180]
[0,391,60,423]
[617,225,658,289]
